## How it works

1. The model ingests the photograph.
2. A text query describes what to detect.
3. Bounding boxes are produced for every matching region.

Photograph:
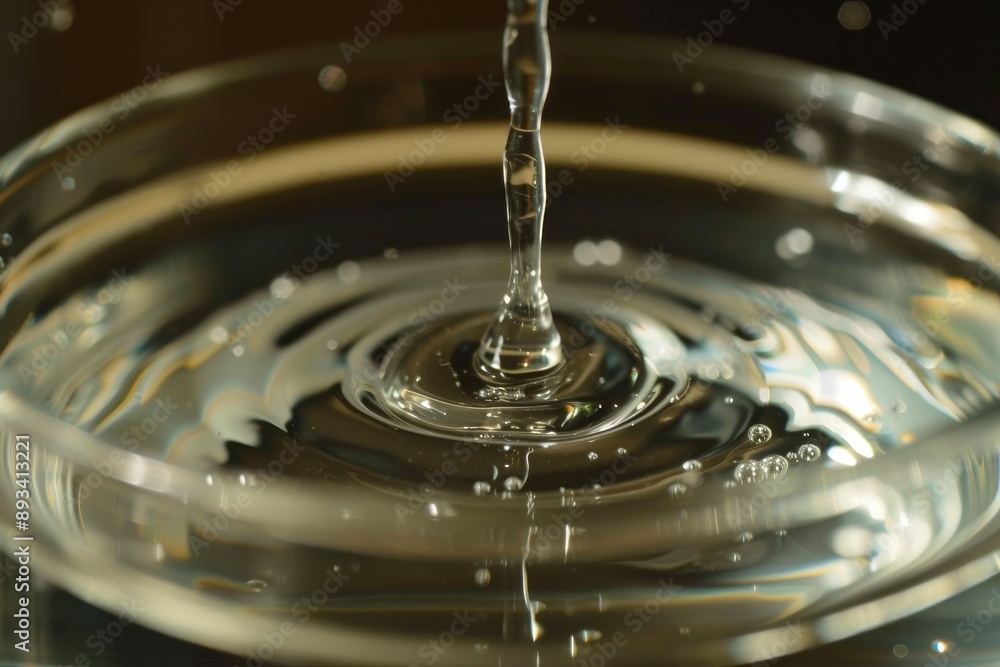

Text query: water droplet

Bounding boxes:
[474,568,491,587]
[475,643,489,654]
[724,396,734,404]
[692,81,705,95]
[337,261,361,283]
[473,481,492,496]
[893,644,908,658]
[326,339,339,351]
[668,483,688,499]
[503,476,524,492]
[318,65,348,92]
[798,443,821,462]
[931,639,952,654]
[729,552,741,563]
[615,447,627,456]
[383,247,399,259]
[61,177,76,191]
[786,451,799,462]
[734,461,760,484]
[775,227,814,261]
[0,233,12,247]
[737,532,754,544]
[891,399,907,414]
[760,454,789,479]
[587,451,598,462]
[682,459,702,472]
[747,424,772,444]
[576,629,602,643]
[679,626,691,635]
[246,579,268,592]
[863,412,883,431]
[775,529,788,537]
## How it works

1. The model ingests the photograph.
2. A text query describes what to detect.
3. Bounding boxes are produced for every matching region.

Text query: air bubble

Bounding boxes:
[737,532,754,544]
[616,447,627,456]
[682,460,702,472]
[503,476,524,492]
[747,424,772,444]
[318,65,348,92]
[246,579,268,592]
[474,568,491,587]
[798,443,821,462]
[760,455,789,479]
[891,399,907,414]
[576,629,602,643]
[0,233,12,247]
[734,461,760,484]
[473,481,492,496]
[668,483,688,499]
[587,452,598,462]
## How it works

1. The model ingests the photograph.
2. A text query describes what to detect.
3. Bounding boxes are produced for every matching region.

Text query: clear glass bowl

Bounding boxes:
[1,30,1000,666]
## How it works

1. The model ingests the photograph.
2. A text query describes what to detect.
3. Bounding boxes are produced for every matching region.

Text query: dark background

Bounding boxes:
[0,0,998,155]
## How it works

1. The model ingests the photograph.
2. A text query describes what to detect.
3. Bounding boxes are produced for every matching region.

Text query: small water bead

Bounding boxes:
[616,447,627,457]
[383,247,399,260]
[475,643,489,654]
[747,424,772,444]
[798,443,821,462]
[891,399,907,414]
[473,481,492,496]
[893,644,908,658]
[0,232,12,247]
[760,454,789,479]
[737,532,754,544]
[679,627,691,636]
[734,461,760,484]
[474,568,491,587]
[317,65,348,92]
[503,476,524,492]
[931,639,952,654]
[775,529,788,537]
[587,452,598,462]
[668,483,688,499]
[682,459,702,472]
